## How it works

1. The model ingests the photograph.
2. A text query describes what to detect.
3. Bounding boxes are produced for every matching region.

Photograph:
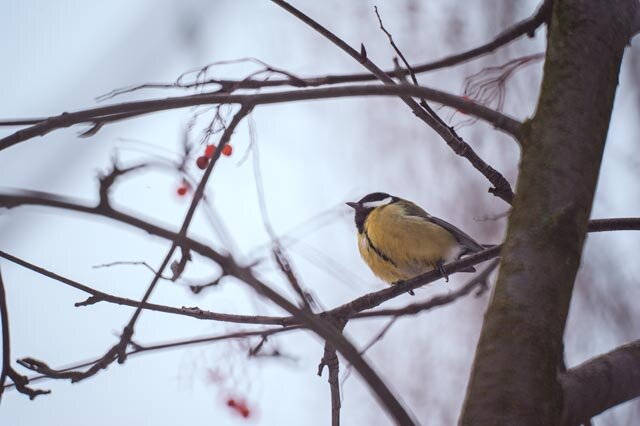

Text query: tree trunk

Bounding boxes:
[460,1,637,424]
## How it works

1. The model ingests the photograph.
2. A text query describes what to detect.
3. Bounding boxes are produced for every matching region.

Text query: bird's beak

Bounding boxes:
[346,202,358,209]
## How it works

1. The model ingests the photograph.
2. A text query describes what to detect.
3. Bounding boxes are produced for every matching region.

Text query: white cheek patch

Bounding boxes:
[362,197,393,209]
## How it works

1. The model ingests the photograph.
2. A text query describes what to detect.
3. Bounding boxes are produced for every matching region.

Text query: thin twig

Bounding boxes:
[14,105,254,384]
[92,260,173,280]
[249,115,314,309]
[340,317,398,388]
[5,326,300,390]
[0,250,285,324]
[271,0,516,204]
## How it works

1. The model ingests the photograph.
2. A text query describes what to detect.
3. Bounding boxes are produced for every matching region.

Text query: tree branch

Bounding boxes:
[317,319,347,426]
[0,84,520,152]
[13,105,254,386]
[271,0,516,204]
[0,268,50,401]
[0,250,288,326]
[356,258,499,319]
[2,199,417,421]
[560,340,640,425]
[2,190,639,324]
[5,326,300,390]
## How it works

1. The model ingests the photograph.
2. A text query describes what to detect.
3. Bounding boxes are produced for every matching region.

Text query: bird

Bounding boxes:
[346,192,483,288]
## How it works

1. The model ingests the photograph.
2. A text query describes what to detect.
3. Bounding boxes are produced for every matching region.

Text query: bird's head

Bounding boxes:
[346,192,399,233]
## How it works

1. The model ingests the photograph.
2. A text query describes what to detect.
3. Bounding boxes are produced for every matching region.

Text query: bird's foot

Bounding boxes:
[392,279,415,296]
[436,261,449,282]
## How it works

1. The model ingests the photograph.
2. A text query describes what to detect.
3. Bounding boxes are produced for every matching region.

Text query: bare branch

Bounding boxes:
[2,190,640,324]
[12,105,254,384]
[4,326,299,390]
[587,218,640,232]
[0,250,287,325]
[97,162,147,209]
[2,196,417,422]
[560,340,640,425]
[0,268,51,401]
[249,115,315,309]
[317,319,347,426]
[340,318,399,388]
[271,0,516,204]
[355,258,500,319]
[93,260,173,281]
[0,84,520,152]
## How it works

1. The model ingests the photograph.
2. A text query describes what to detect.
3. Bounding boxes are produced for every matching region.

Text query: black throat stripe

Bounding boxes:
[363,230,398,267]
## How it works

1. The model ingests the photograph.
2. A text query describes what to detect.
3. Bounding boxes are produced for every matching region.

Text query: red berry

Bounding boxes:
[221,144,233,156]
[205,144,216,158]
[226,398,236,407]
[240,407,250,418]
[176,186,188,196]
[196,156,209,170]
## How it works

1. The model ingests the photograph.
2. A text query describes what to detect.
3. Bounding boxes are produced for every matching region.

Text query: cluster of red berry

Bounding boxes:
[226,397,251,419]
[175,143,234,196]
[196,143,233,170]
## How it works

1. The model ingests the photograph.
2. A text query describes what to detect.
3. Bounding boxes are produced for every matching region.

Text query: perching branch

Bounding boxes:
[3,205,639,420]
[356,258,499,319]
[3,186,640,423]
[2,190,417,421]
[2,189,640,324]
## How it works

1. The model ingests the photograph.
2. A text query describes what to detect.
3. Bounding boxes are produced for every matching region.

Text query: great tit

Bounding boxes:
[346,192,483,286]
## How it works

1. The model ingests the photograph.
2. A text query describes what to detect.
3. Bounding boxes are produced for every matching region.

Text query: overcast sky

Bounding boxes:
[1,1,639,425]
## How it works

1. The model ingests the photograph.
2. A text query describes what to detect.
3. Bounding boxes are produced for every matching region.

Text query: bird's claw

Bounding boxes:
[436,261,449,282]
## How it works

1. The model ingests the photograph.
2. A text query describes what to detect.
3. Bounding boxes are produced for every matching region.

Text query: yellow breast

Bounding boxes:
[357,203,460,284]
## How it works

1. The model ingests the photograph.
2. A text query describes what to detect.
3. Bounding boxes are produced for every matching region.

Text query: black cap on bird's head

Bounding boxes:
[346,192,399,233]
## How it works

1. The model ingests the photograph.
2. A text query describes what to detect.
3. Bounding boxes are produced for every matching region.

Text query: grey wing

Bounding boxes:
[425,215,484,254]
[402,201,483,254]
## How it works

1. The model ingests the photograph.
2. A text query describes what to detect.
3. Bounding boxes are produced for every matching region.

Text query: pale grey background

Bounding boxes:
[1,1,639,425]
